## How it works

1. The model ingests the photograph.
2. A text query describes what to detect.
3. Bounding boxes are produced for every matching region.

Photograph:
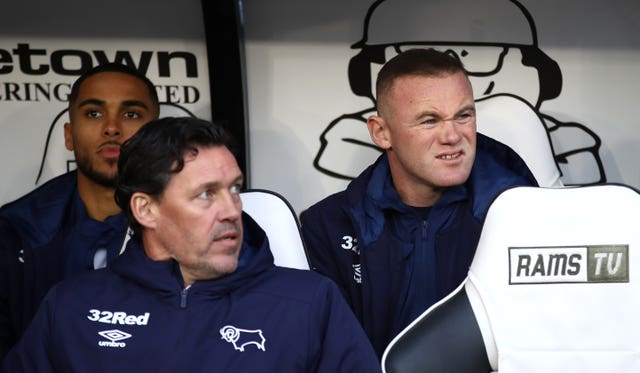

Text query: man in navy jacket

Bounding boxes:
[3,117,380,372]
[0,63,159,359]
[300,48,538,357]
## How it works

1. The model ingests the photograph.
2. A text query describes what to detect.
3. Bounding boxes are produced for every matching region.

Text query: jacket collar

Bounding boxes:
[110,212,274,298]
[344,133,537,246]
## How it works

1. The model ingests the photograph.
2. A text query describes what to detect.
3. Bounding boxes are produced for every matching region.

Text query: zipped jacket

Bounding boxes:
[300,133,538,357]
[0,172,128,359]
[3,214,380,372]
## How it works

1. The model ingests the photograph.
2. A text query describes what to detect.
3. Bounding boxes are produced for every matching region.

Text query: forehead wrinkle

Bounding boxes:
[181,147,243,183]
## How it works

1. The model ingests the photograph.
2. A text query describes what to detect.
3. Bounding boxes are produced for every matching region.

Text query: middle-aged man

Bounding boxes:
[300,48,538,357]
[2,117,381,372]
[0,63,160,359]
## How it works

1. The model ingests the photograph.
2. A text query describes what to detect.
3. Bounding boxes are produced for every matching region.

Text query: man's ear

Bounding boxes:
[367,115,392,150]
[131,192,157,229]
[63,122,74,151]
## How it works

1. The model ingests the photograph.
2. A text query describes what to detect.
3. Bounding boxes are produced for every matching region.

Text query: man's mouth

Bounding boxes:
[215,230,240,242]
[98,143,121,159]
[437,151,462,160]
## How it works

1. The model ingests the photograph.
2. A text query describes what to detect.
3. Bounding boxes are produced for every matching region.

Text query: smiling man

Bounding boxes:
[3,117,380,372]
[0,63,159,359]
[301,48,538,357]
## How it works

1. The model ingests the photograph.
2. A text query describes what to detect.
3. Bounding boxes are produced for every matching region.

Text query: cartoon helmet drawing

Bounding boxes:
[348,0,562,108]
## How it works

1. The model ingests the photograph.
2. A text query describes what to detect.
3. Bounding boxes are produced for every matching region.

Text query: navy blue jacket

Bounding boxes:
[0,172,128,359]
[300,134,538,357]
[2,214,380,372]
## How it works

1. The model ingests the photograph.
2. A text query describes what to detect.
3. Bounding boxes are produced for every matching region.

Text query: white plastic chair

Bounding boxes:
[476,94,563,187]
[383,185,640,372]
[241,189,310,270]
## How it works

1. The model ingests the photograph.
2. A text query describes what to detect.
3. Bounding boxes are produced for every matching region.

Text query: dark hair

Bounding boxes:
[375,48,468,113]
[68,62,160,116]
[115,116,236,239]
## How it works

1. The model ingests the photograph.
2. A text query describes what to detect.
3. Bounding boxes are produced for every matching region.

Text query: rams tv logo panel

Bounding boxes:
[509,245,628,284]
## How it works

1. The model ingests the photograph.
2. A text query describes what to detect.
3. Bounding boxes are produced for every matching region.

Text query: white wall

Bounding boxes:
[2,0,640,216]
[242,0,640,214]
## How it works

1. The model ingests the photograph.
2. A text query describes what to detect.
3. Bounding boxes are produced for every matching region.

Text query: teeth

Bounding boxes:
[440,153,460,160]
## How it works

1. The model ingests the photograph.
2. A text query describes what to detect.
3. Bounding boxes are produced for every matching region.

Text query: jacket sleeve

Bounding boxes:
[309,277,381,373]
[300,207,334,273]
[0,219,23,361]
[300,207,353,302]
[1,286,57,373]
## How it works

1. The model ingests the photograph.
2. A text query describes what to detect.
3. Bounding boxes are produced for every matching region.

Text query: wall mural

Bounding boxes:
[313,0,606,186]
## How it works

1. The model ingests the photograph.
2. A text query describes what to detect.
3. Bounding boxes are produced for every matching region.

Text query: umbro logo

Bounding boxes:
[220,325,266,352]
[98,329,131,348]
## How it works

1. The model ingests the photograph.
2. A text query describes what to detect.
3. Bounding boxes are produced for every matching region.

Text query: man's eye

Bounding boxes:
[457,113,474,123]
[422,118,438,125]
[86,110,102,118]
[197,190,213,200]
[124,111,141,119]
[230,184,242,194]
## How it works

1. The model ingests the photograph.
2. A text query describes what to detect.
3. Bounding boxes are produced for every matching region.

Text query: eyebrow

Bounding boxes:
[414,104,476,121]
[458,104,476,115]
[415,109,439,120]
[198,174,245,191]
[77,98,150,111]
[77,98,105,108]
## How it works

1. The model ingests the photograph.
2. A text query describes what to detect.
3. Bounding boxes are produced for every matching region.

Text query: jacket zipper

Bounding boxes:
[180,286,190,309]
[422,219,428,239]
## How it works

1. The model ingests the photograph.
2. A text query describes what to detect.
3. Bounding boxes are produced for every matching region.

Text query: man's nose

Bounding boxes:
[219,191,242,221]
[438,119,462,143]
[103,116,122,137]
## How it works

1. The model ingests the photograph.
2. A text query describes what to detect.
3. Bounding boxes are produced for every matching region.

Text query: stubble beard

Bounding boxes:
[75,154,117,188]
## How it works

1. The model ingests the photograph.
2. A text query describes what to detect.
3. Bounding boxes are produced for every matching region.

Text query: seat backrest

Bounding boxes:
[383,185,640,372]
[476,94,563,187]
[241,189,310,270]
